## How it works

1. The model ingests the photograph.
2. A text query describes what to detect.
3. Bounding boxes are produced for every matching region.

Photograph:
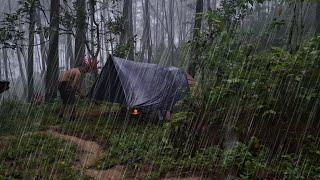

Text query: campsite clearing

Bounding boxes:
[1,101,320,179]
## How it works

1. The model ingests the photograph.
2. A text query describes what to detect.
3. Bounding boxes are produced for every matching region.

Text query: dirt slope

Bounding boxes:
[47,129,125,180]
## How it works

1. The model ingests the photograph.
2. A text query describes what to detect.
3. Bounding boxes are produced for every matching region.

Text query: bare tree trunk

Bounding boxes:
[0,54,2,79]
[16,47,27,93]
[35,7,47,76]
[88,0,100,80]
[177,0,184,44]
[316,3,320,34]
[133,0,137,50]
[100,24,104,65]
[64,4,74,69]
[103,0,114,54]
[141,0,152,62]
[45,0,60,102]
[90,4,95,55]
[2,49,9,80]
[3,0,11,81]
[154,0,159,49]
[188,0,203,77]
[75,0,86,67]
[207,0,211,11]
[212,0,216,10]
[65,33,73,69]
[161,0,166,47]
[167,0,175,64]
[27,2,36,102]
[120,0,134,60]
[287,2,297,52]
[99,1,105,64]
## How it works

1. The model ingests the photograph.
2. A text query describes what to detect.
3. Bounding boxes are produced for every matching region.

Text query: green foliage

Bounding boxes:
[273,136,320,179]
[222,139,268,178]
[0,100,63,136]
[96,126,165,169]
[107,16,125,35]
[0,0,41,49]
[114,42,135,59]
[0,13,24,49]
[191,32,320,122]
[1,100,319,179]
[0,134,79,179]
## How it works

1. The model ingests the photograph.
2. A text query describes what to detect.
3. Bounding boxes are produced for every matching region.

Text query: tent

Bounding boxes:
[89,56,190,110]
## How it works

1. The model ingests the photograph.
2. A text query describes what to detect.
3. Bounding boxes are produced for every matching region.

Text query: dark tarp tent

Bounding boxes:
[89,56,190,110]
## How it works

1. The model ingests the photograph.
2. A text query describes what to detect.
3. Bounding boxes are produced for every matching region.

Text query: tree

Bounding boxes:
[102,0,113,55]
[120,0,134,60]
[188,0,204,77]
[74,0,86,67]
[141,0,152,62]
[87,0,101,79]
[16,44,27,97]
[316,3,320,34]
[2,49,9,80]
[64,10,74,69]
[45,0,60,101]
[35,6,47,77]
[87,0,101,60]
[167,0,175,64]
[27,0,36,102]
[0,59,1,80]
[2,0,11,82]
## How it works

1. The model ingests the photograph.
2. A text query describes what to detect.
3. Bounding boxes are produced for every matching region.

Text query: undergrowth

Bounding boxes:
[0,99,319,179]
[0,133,80,179]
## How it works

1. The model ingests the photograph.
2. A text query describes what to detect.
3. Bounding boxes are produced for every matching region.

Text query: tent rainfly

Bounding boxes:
[89,56,190,110]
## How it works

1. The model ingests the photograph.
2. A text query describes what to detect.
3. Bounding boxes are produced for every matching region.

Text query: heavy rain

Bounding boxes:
[0,0,319,179]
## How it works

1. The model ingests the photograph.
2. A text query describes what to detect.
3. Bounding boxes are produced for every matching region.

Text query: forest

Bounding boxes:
[0,0,320,179]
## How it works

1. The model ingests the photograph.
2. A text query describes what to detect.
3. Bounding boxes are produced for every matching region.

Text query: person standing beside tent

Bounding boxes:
[58,59,98,120]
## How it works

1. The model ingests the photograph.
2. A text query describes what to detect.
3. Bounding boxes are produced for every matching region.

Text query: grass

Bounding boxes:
[1,100,320,179]
[0,133,80,179]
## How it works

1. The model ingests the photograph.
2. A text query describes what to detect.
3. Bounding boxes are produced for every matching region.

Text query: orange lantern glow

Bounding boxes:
[131,109,141,116]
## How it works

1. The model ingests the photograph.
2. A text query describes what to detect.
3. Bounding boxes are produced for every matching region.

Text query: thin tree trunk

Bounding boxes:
[88,0,99,80]
[35,7,47,76]
[120,0,134,60]
[45,0,60,102]
[178,0,183,44]
[315,3,320,34]
[161,0,166,47]
[287,2,297,52]
[141,0,152,62]
[167,0,175,64]
[65,33,73,69]
[90,3,95,55]
[100,25,104,64]
[212,0,216,10]
[74,0,86,67]
[27,3,36,102]
[188,0,203,77]
[207,0,211,11]
[0,54,2,79]
[64,4,74,69]
[2,49,9,80]
[3,0,11,81]
[103,0,113,54]
[16,47,27,94]
[154,0,159,49]
[99,1,105,65]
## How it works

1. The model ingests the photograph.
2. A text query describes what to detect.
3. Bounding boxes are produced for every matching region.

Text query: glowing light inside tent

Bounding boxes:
[131,109,141,116]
